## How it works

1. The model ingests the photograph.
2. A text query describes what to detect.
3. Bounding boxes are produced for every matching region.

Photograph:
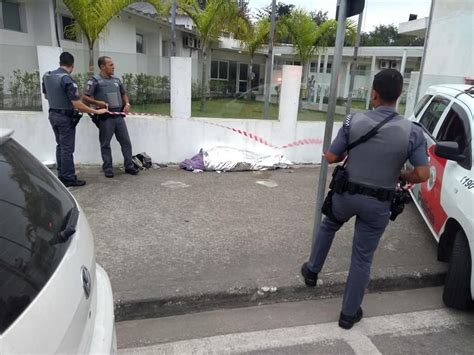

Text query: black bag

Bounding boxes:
[132,152,153,170]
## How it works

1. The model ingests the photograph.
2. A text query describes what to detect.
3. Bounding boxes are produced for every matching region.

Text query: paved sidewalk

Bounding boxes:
[70,166,447,321]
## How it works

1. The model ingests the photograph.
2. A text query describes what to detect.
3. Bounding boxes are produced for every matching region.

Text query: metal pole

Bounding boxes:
[171,0,177,57]
[415,0,434,105]
[263,0,276,119]
[311,0,347,244]
[346,12,363,115]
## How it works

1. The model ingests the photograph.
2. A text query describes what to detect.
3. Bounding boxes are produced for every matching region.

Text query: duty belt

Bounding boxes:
[49,108,74,115]
[343,181,395,201]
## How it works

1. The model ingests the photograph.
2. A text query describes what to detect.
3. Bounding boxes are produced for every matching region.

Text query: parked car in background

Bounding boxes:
[408,84,473,310]
[0,129,116,353]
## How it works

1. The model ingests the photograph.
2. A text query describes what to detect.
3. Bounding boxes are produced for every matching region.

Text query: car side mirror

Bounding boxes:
[434,141,466,163]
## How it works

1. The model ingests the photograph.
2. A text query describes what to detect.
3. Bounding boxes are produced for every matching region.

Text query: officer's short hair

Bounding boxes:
[60,52,74,67]
[98,56,111,69]
[372,69,403,102]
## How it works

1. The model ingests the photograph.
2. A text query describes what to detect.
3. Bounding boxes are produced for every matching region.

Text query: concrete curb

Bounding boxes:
[114,270,446,322]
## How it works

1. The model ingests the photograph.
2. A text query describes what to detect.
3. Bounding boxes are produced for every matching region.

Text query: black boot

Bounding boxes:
[300,262,318,287]
[339,307,363,330]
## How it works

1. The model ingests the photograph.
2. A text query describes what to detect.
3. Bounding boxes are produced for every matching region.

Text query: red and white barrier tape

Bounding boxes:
[125,112,324,150]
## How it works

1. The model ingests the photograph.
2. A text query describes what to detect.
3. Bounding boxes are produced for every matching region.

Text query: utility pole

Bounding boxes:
[263,0,276,120]
[311,0,348,245]
[171,0,177,57]
[415,0,435,105]
[346,12,363,115]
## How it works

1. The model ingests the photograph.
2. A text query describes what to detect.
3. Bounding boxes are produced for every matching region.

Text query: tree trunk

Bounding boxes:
[246,56,253,100]
[298,61,308,112]
[200,46,207,112]
[88,44,94,76]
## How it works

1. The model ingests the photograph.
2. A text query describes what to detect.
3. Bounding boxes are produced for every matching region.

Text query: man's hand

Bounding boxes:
[400,166,430,184]
[97,101,108,109]
[123,103,131,114]
[95,108,108,115]
[324,151,347,164]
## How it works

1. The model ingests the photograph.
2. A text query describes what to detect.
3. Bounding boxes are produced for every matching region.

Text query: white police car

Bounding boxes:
[409,84,473,310]
[0,129,117,353]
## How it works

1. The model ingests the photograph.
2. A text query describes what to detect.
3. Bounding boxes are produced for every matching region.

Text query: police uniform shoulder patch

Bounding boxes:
[344,113,353,127]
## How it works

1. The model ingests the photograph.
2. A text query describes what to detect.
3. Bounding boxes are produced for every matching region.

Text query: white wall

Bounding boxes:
[0,111,339,164]
[419,0,473,96]
[423,0,473,78]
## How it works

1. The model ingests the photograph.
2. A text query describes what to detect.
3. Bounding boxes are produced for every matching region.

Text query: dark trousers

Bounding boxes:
[98,116,133,172]
[48,112,77,182]
[308,192,391,316]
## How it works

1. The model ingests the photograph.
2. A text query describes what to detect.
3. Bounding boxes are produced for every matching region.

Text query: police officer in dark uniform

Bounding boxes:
[301,69,430,329]
[42,52,108,187]
[82,56,138,178]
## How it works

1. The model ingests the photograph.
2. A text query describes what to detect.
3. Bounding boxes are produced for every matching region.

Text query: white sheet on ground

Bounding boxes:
[202,146,292,172]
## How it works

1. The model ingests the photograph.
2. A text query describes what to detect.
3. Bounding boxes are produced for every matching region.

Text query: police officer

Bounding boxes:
[42,52,108,187]
[300,69,430,329]
[82,56,138,178]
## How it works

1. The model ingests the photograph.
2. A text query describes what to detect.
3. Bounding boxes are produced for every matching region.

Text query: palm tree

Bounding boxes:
[281,9,356,108]
[177,0,242,111]
[62,0,165,74]
[239,18,270,100]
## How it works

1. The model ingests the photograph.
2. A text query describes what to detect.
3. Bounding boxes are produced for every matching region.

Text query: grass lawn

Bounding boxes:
[337,99,407,114]
[132,98,345,121]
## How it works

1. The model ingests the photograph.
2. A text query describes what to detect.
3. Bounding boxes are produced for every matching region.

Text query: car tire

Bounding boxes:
[443,230,474,310]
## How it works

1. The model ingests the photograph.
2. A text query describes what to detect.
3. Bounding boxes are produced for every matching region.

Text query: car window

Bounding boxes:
[436,102,472,170]
[414,94,433,118]
[419,96,450,135]
[0,139,76,334]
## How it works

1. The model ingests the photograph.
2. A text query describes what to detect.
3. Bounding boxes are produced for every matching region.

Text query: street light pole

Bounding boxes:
[263,0,276,120]
[346,11,363,115]
[311,0,347,245]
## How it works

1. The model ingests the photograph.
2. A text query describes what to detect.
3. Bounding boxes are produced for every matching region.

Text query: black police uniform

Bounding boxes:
[42,68,81,184]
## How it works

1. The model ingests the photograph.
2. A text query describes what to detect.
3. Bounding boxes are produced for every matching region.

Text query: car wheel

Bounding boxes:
[443,230,474,310]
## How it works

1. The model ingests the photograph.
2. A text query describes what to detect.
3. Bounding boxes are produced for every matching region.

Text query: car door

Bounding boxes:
[435,101,473,235]
[411,95,452,238]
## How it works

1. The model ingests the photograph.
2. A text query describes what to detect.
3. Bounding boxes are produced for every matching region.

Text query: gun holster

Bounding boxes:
[70,110,82,126]
[322,164,348,225]
[329,165,348,194]
[389,189,410,221]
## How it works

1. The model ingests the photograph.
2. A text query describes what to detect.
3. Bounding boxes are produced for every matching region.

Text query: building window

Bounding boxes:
[210,60,228,80]
[1,1,22,32]
[136,33,144,53]
[162,40,169,57]
[319,62,332,73]
[61,16,78,41]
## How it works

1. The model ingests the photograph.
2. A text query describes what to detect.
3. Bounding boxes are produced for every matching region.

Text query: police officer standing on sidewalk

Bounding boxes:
[301,69,430,329]
[82,56,138,178]
[42,52,108,187]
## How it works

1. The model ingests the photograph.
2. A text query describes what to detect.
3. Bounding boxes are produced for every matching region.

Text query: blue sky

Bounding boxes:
[249,0,432,32]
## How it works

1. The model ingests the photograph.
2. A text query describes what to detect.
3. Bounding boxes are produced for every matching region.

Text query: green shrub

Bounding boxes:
[121,73,170,105]
[9,70,40,109]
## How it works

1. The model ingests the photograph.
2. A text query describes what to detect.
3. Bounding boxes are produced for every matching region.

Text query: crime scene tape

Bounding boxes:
[124,112,324,150]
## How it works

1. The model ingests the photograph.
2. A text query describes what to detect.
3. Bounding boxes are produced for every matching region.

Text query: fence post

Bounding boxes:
[37,45,62,113]
[170,57,192,119]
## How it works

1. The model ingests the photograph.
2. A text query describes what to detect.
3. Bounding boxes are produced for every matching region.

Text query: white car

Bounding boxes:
[409,84,473,310]
[0,129,116,353]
